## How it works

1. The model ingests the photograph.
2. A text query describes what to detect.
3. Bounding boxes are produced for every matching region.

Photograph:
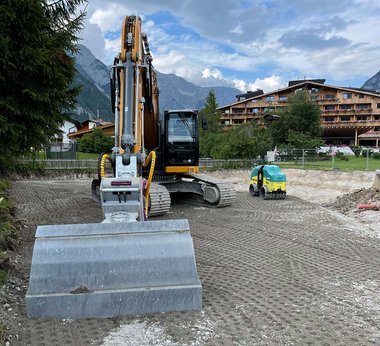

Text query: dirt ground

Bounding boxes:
[1,169,380,345]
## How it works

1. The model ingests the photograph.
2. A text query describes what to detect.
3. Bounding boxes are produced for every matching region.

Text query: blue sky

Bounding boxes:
[81,0,380,92]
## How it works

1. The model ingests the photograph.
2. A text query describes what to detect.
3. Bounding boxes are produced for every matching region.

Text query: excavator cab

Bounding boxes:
[163,110,199,169]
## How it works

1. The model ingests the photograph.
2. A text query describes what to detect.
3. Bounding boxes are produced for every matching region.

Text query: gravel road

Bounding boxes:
[4,170,380,345]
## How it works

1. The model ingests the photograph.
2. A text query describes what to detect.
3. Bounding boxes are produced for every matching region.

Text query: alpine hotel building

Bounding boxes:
[218,79,380,147]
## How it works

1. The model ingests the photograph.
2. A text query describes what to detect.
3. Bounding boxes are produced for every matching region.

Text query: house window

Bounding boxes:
[356,104,370,110]
[340,104,352,110]
[342,93,352,99]
[224,110,230,114]
[357,116,368,121]
[374,126,380,131]
[279,96,288,102]
[340,116,351,122]
[324,117,335,122]
[358,94,365,99]
[325,94,336,99]
[264,107,275,112]
[325,105,335,111]
[375,115,380,120]
[377,103,380,109]
[266,96,275,102]
[252,108,259,113]
[310,95,318,100]
[309,87,320,94]
[232,108,244,113]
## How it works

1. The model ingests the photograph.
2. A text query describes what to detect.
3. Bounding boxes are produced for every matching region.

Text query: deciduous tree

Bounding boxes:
[76,128,113,154]
[270,91,322,148]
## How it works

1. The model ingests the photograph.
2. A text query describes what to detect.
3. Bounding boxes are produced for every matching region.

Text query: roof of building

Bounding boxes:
[236,89,264,100]
[218,79,380,110]
[288,79,326,87]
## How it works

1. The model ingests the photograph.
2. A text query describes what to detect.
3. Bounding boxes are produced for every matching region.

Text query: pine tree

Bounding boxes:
[0,0,86,167]
[199,90,221,133]
[198,90,221,157]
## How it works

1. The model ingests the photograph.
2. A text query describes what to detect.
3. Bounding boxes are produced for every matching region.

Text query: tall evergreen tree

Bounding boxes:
[198,90,221,157]
[199,89,221,133]
[0,0,86,167]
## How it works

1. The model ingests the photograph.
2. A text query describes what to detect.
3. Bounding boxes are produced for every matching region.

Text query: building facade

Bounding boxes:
[218,79,380,146]
[67,119,114,140]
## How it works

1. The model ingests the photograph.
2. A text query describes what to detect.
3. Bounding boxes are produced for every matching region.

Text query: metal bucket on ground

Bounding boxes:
[26,219,202,319]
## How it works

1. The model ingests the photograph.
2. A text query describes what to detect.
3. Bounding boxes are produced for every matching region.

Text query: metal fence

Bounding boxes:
[19,159,98,170]
[17,149,380,171]
[45,142,77,160]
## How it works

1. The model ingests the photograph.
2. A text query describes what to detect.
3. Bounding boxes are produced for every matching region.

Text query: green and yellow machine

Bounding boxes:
[249,165,286,200]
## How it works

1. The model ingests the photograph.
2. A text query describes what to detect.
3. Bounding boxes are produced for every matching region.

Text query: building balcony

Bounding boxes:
[317,98,339,102]
[322,119,379,126]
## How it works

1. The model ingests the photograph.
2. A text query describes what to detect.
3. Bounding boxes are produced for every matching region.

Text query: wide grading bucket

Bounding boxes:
[26,219,202,319]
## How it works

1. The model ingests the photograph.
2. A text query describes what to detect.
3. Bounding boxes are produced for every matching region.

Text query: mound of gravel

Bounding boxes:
[327,187,380,215]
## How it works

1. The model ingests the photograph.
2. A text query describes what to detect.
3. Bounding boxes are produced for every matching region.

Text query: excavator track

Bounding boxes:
[181,172,236,207]
[148,182,171,216]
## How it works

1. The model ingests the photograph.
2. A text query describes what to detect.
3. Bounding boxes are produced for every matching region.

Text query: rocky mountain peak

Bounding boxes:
[361,70,380,92]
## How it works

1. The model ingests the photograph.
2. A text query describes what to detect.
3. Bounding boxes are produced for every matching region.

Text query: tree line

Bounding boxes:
[198,89,323,159]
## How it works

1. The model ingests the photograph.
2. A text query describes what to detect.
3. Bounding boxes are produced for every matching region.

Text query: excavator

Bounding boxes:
[91,27,236,214]
[26,16,215,319]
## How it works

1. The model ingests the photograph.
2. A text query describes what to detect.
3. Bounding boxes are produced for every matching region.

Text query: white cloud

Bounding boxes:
[89,4,129,32]
[233,76,286,93]
[79,0,380,90]
[202,68,223,80]
[230,24,243,35]
[153,51,186,73]
[80,19,106,60]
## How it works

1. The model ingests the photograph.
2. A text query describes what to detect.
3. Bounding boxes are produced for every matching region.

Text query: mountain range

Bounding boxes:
[361,70,380,92]
[72,44,240,122]
[72,45,380,123]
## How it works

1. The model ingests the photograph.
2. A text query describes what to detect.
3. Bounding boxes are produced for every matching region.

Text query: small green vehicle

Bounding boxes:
[249,164,286,200]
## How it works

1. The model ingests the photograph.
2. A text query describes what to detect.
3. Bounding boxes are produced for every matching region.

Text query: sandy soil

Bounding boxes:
[1,168,380,345]
[210,168,376,204]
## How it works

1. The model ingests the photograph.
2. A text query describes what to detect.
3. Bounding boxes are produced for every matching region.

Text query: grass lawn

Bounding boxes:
[277,156,380,171]
[77,152,100,160]
[36,151,99,160]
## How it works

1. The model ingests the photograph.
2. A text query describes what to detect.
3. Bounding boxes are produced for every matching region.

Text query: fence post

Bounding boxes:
[302,149,305,168]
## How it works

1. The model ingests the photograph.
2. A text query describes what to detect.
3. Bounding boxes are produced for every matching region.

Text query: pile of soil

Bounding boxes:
[328,187,380,215]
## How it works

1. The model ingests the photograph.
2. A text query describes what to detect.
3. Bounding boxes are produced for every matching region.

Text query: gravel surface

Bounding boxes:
[1,169,380,345]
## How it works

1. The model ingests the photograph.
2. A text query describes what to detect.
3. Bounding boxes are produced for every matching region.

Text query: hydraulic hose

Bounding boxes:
[99,153,111,178]
[142,150,156,217]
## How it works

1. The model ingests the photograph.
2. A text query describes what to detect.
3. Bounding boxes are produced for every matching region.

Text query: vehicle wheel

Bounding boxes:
[259,187,267,200]
[249,184,258,197]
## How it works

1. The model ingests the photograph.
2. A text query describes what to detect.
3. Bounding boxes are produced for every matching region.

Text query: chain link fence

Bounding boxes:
[17,147,380,171]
